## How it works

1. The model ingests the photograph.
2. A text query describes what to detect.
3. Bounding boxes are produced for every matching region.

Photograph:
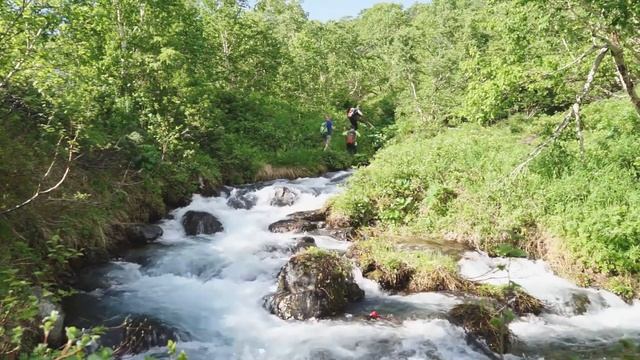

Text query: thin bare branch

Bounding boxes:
[552,45,599,74]
[0,130,79,215]
[573,103,584,158]
[511,46,609,178]
[0,27,44,89]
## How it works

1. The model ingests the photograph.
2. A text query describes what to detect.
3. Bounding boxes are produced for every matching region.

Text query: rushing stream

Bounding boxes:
[64,172,640,359]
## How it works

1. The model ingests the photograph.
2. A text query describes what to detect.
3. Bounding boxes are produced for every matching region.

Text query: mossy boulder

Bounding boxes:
[568,292,591,315]
[472,284,544,316]
[449,303,513,355]
[264,249,364,320]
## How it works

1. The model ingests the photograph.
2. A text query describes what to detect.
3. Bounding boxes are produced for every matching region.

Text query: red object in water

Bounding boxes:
[369,310,380,320]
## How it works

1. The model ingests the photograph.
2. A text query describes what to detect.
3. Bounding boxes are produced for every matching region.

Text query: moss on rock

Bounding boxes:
[449,303,513,354]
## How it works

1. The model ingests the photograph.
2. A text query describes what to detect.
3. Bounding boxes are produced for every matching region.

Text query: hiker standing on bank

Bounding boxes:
[347,105,364,130]
[343,127,360,155]
[321,115,333,151]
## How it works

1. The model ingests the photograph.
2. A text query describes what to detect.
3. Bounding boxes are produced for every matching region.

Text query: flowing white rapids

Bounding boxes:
[65,172,640,360]
[459,252,640,358]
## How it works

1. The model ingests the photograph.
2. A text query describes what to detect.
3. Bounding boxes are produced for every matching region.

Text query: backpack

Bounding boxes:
[346,130,356,144]
[320,122,328,136]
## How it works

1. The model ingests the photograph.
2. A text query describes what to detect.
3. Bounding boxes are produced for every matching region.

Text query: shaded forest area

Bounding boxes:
[1,0,639,357]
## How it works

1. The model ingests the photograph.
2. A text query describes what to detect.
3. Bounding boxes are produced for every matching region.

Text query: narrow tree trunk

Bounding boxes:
[609,33,640,116]
[410,80,427,124]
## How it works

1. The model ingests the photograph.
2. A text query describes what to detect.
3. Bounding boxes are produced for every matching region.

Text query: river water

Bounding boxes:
[64,172,640,359]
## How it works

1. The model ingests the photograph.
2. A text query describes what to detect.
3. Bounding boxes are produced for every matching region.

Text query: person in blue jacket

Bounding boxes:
[321,115,333,151]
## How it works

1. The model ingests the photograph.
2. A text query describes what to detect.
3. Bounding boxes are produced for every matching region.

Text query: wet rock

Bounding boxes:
[286,209,326,222]
[268,219,317,233]
[182,211,223,235]
[218,186,234,198]
[74,262,142,292]
[125,224,163,246]
[318,227,354,241]
[262,237,316,255]
[449,303,512,355]
[299,187,322,196]
[329,172,351,184]
[290,236,317,253]
[569,292,591,315]
[264,250,364,320]
[102,316,188,356]
[270,186,298,207]
[34,287,65,346]
[226,190,258,210]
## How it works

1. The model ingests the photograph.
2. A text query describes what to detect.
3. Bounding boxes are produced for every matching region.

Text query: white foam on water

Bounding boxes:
[459,251,640,353]
[86,171,487,359]
[73,171,640,359]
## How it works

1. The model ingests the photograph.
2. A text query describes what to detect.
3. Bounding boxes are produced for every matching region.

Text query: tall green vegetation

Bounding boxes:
[332,0,640,299]
[0,0,376,354]
[1,0,639,355]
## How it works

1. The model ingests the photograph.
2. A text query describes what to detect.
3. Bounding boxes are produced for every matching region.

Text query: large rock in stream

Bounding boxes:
[182,211,223,236]
[264,249,364,320]
[270,186,299,207]
[268,219,318,233]
[226,189,258,210]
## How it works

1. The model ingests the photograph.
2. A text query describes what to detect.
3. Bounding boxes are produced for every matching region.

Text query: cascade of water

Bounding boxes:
[64,172,640,360]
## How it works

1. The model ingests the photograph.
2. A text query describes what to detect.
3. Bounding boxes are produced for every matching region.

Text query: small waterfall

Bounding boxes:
[64,171,640,359]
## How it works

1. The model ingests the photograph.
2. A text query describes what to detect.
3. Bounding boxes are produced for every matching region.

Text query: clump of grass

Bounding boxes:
[350,237,471,292]
[472,284,544,316]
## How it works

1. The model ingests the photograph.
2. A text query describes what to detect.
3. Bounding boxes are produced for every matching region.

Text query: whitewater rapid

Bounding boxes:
[64,172,640,359]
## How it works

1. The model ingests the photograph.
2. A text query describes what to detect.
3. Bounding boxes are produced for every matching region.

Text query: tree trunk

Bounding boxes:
[609,33,640,116]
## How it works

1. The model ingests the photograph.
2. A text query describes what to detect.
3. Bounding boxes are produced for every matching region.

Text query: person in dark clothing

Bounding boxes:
[347,105,363,130]
[343,127,360,155]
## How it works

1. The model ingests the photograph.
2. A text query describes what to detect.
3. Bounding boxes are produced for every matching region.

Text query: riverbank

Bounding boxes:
[330,98,640,300]
[0,117,358,354]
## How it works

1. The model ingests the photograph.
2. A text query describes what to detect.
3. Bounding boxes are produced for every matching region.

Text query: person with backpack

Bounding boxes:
[320,115,333,151]
[346,105,363,130]
[343,126,360,155]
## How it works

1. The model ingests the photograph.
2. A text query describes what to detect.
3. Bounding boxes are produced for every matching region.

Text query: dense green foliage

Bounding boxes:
[328,0,640,298]
[1,0,640,356]
[0,0,388,354]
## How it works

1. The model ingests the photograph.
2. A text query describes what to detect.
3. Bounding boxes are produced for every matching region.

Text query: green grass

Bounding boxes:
[334,98,640,295]
[356,237,458,273]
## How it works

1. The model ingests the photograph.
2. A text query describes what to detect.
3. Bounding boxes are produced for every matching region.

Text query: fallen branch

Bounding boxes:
[510,46,609,178]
